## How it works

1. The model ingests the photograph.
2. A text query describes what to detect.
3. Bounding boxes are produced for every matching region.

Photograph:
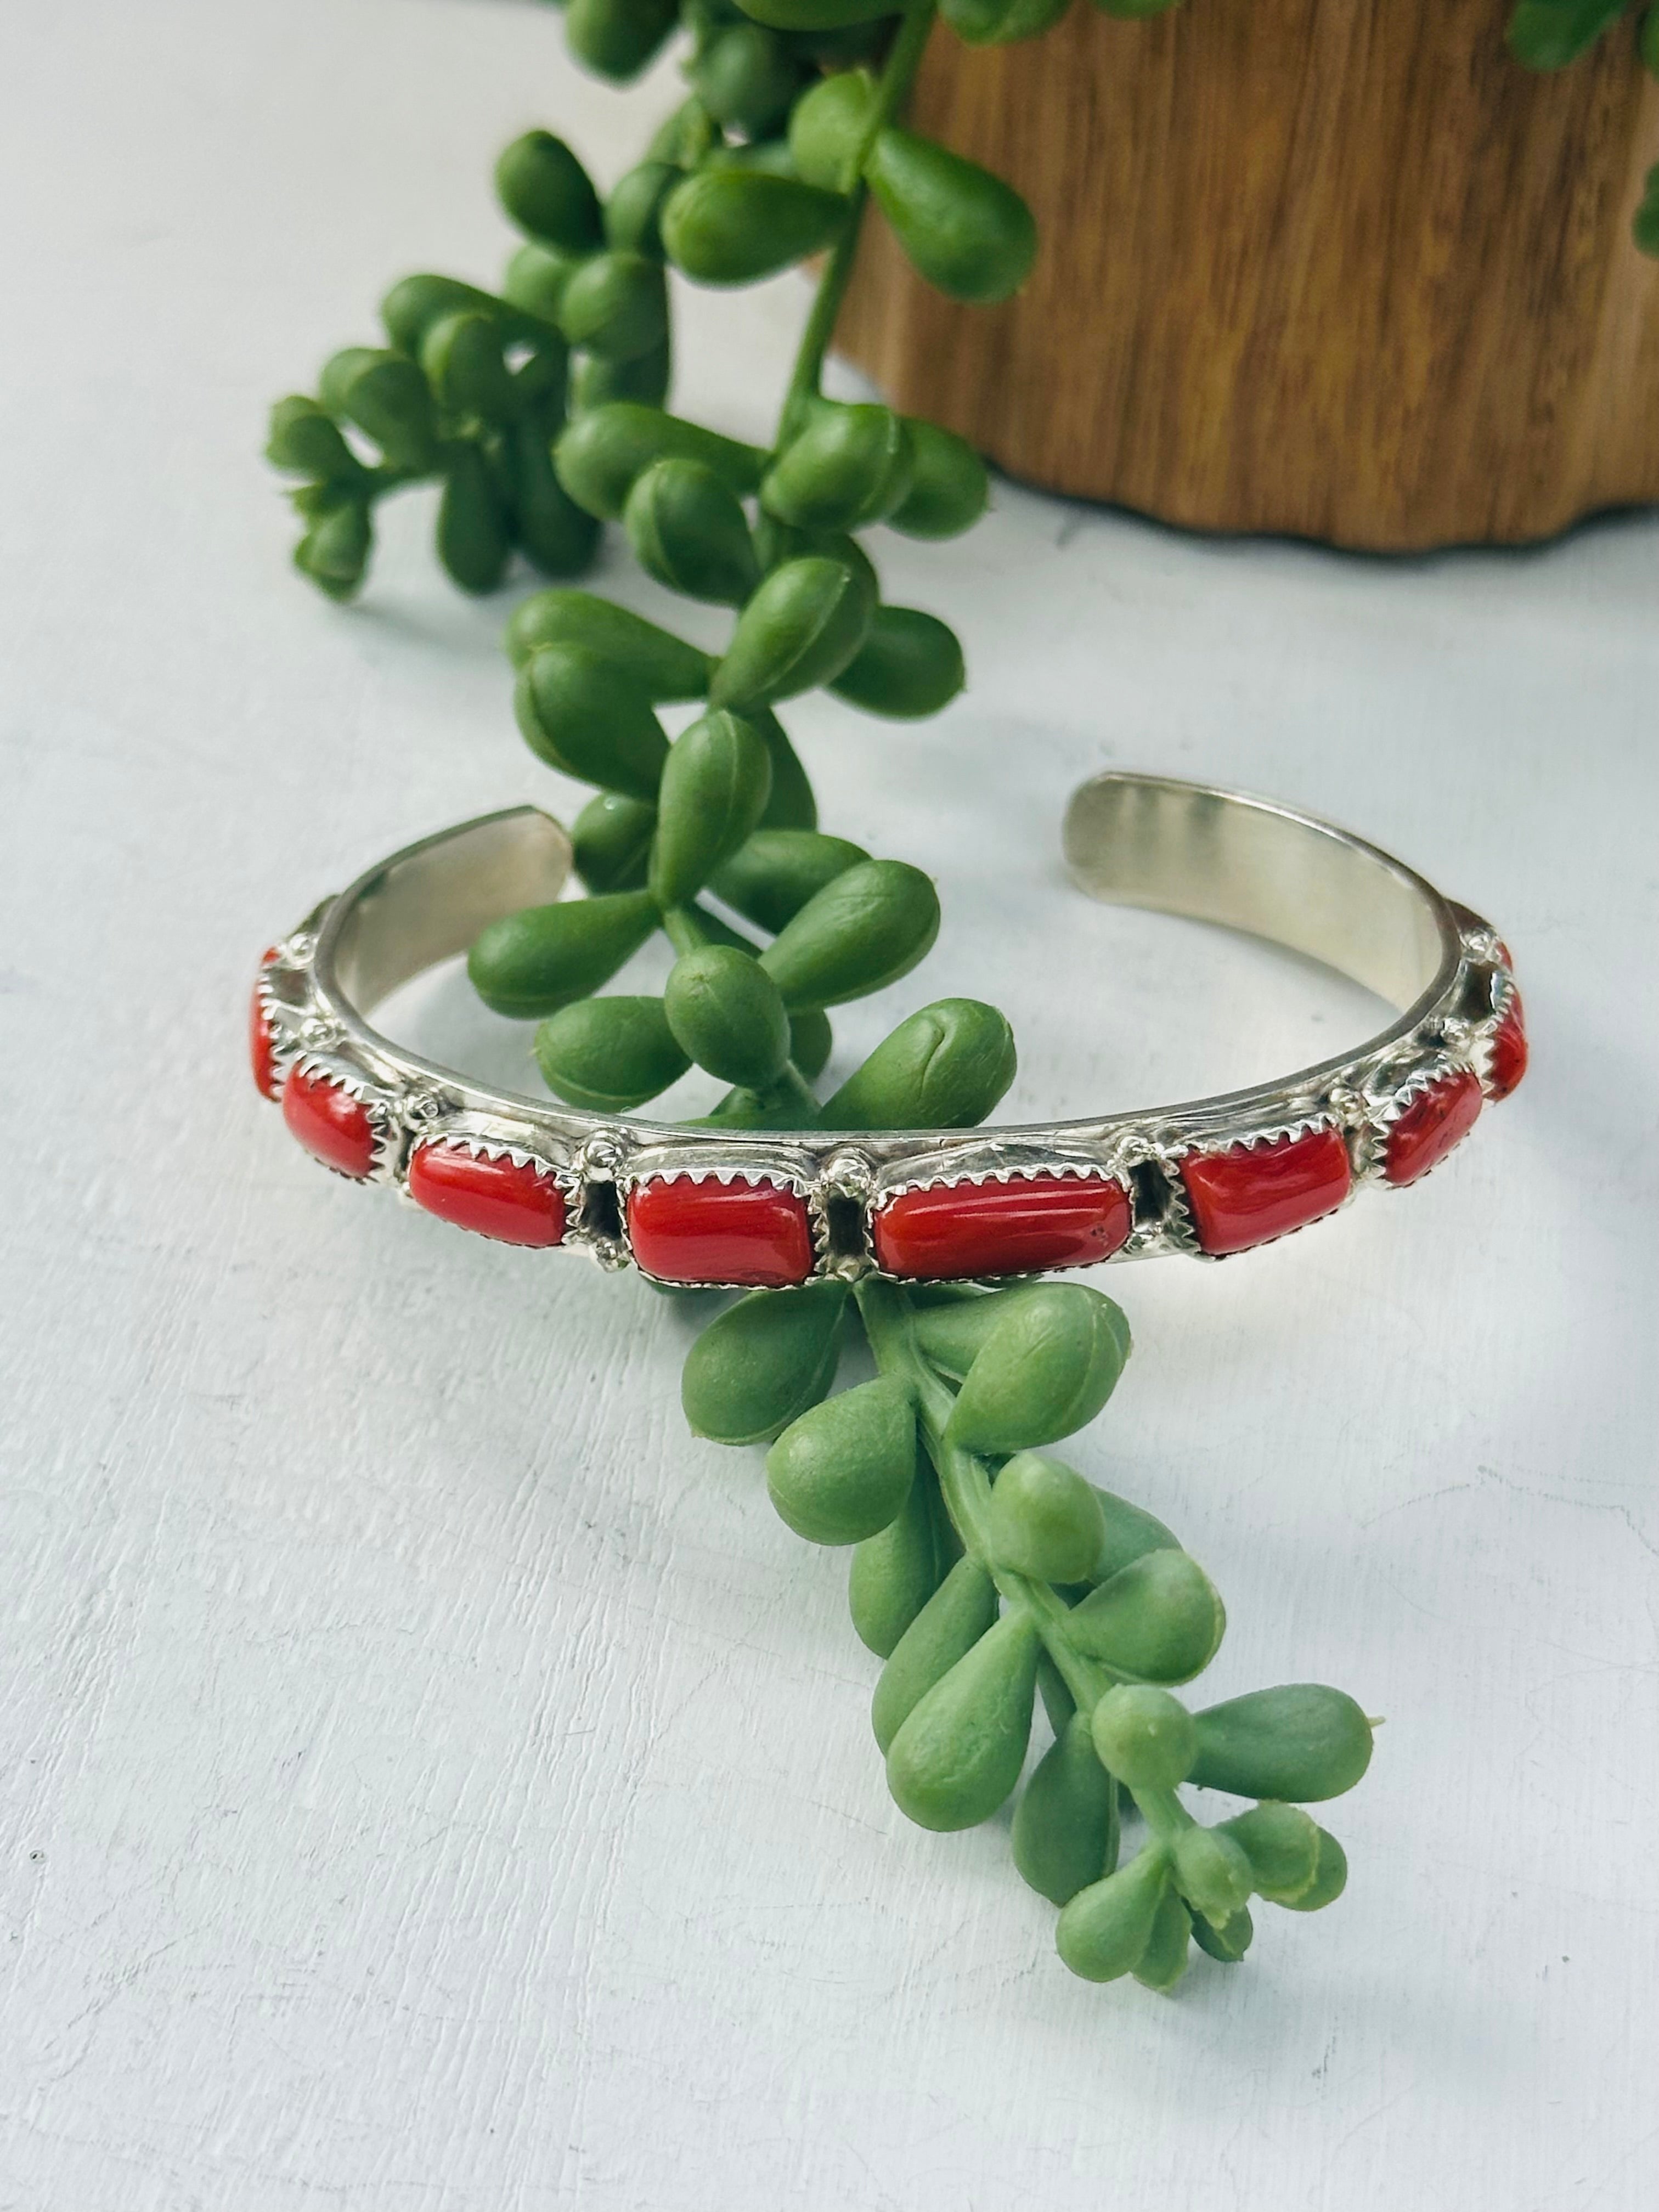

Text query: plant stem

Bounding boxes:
[778,4,939,441]
[855,1277,1115,1716]
[1131,1787,1194,1844]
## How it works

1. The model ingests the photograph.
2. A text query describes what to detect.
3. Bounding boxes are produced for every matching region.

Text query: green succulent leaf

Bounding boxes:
[711,555,875,710]
[1090,1684,1198,1790]
[565,0,680,82]
[682,1279,849,1444]
[662,168,849,285]
[787,68,877,193]
[571,792,657,893]
[1505,0,1628,70]
[692,24,805,137]
[1131,1880,1192,1994]
[266,396,359,481]
[887,419,990,539]
[762,404,915,533]
[1190,1903,1254,1964]
[513,642,670,798]
[885,1609,1040,1831]
[495,131,603,251]
[555,402,767,521]
[943,0,1074,43]
[505,587,714,699]
[735,0,898,29]
[569,338,674,410]
[767,1376,918,1544]
[1012,1711,1121,1906]
[1065,1548,1226,1683]
[533,994,690,1110]
[984,1451,1108,1584]
[293,492,372,601]
[946,1283,1131,1453]
[752,709,820,830]
[710,828,870,934]
[650,709,775,908]
[421,311,516,420]
[820,997,1015,1132]
[624,456,759,603]
[1188,1686,1375,1804]
[1056,1844,1170,1984]
[752,858,939,1011]
[1170,1824,1254,1927]
[663,942,793,1088]
[828,606,966,718]
[849,1473,951,1657]
[1278,1826,1348,1912]
[501,241,580,325]
[907,1282,1052,1380]
[605,160,680,261]
[507,417,603,578]
[436,445,512,595]
[864,128,1038,304]
[1216,1802,1322,1905]
[319,346,438,471]
[560,252,669,364]
[469,890,659,1018]
[872,1555,998,1753]
[788,1005,834,1082]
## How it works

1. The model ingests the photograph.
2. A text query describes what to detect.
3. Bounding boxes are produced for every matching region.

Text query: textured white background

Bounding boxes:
[2,3,1656,2208]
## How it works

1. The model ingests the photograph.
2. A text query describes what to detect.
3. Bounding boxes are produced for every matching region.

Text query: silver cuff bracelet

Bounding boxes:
[251,771,1527,1288]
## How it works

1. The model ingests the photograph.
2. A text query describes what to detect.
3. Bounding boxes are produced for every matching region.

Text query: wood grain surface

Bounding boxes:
[835,0,1659,548]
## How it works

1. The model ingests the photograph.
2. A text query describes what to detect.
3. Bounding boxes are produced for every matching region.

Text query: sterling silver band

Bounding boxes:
[252,771,1526,1286]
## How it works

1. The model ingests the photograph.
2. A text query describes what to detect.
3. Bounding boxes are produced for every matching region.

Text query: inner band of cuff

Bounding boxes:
[310,771,1465,1148]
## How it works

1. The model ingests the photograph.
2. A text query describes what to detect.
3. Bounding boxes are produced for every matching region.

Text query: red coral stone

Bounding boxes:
[1179,1126,1352,1256]
[627,1176,814,1287]
[872,1173,1133,1280]
[282,1064,380,1180]
[407,1142,567,1248]
[1487,995,1528,1101]
[1383,1070,1483,1187]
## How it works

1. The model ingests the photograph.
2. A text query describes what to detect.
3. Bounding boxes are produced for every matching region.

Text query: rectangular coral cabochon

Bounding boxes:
[281,1064,379,1180]
[626,1177,815,1287]
[407,1142,568,1248]
[872,1174,1133,1279]
[1178,1127,1352,1256]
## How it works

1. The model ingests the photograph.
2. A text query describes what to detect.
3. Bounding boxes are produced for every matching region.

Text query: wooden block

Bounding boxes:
[834,1,1659,549]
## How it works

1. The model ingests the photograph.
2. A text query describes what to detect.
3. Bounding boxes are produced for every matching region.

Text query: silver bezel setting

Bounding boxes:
[1472,972,1525,1099]
[406,1113,573,1183]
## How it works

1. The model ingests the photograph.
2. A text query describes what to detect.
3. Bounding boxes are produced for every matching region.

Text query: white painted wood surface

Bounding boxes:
[2,3,1655,2205]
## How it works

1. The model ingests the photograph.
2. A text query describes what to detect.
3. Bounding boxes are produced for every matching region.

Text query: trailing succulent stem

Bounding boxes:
[261,0,1636,1989]
[685,1268,1371,1987]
